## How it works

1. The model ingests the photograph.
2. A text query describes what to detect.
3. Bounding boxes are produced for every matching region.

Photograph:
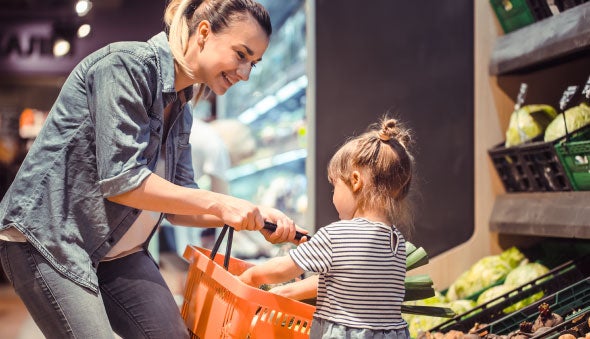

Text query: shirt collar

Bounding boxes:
[148,32,176,94]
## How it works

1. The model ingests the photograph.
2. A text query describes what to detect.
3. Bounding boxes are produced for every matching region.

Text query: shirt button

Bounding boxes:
[108,237,115,244]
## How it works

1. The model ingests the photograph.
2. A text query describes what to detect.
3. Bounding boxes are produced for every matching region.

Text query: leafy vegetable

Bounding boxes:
[445,247,525,301]
[505,105,557,147]
[544,103,590,142]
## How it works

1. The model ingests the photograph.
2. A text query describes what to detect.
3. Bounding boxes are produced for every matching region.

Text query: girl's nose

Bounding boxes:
[236,63,251,81]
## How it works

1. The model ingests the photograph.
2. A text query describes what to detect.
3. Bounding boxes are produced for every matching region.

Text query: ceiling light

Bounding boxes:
[75,0,93,17]
[77,24,91,38]
[53,39,71,57]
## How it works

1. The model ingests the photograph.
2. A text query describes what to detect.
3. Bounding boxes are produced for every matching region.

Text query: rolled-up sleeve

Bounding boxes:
[85,52,155,197]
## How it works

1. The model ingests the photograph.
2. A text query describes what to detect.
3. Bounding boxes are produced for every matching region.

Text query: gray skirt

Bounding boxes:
[310,317,410,339]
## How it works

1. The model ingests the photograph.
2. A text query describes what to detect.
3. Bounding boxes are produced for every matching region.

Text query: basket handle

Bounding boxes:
[209,225,234,270]
[209,222,311,270]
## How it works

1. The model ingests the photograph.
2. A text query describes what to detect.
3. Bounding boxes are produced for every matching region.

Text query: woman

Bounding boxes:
[0,0,305,337]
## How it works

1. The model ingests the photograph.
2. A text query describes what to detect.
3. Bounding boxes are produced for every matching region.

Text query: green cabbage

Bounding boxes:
[475,262,550,314]
[445,247,525,301]
[505,105,557,147]
[476,284,511,306]
[544,103,590,142]
[504,262,549,287]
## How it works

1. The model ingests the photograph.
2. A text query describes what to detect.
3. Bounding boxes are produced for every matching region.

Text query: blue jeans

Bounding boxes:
[0,240,189,339]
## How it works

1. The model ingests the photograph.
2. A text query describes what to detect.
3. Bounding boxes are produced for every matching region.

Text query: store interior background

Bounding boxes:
[1,0,589,337]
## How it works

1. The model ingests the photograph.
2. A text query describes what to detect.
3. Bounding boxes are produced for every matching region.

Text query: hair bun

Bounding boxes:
[379,118,411,148]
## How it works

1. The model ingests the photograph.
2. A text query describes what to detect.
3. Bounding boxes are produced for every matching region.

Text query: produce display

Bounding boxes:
[445,247,525,301]
[401,247,565,338]
[544,102,590,142]
[504,105,557,147]
[415,298,590,338]
[476,262,549,313]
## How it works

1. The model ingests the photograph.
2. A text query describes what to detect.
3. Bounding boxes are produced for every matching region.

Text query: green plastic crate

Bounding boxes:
[489,0,536,33]
[555,140,590,190]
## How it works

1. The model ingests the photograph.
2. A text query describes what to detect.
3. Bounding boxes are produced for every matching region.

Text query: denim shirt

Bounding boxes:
[0,32,197,292]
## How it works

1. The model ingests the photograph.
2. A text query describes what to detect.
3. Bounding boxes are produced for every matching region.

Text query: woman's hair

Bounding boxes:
[164,0,272,81]
[327,115,415,233]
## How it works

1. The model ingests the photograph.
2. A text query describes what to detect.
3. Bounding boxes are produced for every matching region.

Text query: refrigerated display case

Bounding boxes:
[216,0,308,228]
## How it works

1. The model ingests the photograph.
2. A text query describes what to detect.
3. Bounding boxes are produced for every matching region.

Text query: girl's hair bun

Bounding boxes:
[379,118,411,148]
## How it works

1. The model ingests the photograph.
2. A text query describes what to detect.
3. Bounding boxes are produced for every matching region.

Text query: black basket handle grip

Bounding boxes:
[263,221,311,241]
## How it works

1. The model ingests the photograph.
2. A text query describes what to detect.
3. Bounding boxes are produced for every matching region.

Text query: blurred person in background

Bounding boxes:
[0,0,307,338]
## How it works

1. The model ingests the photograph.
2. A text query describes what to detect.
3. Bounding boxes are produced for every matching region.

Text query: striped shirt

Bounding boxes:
[289,218,407,330]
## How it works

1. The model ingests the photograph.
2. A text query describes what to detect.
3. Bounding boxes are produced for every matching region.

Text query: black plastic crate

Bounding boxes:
[488,125,590,192]
[517,140,573,191]
[488,136,543,192]
[428,255,590,334]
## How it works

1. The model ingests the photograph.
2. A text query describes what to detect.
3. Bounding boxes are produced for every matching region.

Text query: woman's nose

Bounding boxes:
[236,63,251,81]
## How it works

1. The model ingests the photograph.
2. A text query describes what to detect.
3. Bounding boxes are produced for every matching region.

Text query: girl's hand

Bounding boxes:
[258,206,308,244]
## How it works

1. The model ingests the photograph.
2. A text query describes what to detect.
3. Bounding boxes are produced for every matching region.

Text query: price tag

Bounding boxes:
[559,85,578,111]
[583,75,590,99]
[514,83,528,110]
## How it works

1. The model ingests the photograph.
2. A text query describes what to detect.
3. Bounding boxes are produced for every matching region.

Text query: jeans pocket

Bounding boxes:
[0,240,14,285]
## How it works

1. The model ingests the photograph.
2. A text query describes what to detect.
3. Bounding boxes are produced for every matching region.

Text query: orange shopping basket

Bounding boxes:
[181,225,315,338]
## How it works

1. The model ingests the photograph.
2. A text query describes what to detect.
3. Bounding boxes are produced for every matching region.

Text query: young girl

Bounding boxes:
[239,116,414,338]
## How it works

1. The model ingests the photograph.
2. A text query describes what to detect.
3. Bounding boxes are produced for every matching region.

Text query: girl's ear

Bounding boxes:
[350,170,363,192]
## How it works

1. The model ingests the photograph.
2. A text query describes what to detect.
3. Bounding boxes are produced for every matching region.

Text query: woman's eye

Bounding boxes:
[237,51,245,59]
[251,62,257,69]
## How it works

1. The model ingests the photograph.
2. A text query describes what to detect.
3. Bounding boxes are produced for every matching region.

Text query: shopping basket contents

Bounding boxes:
[181,225,315,339]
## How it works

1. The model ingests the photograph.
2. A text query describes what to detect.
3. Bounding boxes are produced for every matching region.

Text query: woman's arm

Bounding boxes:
[107,173,263,231]
[108,173,307,244]
[239,255,304,287]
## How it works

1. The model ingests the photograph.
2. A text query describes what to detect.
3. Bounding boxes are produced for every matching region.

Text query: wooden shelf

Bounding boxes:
[489,2,590,75]
[490,191,590,239]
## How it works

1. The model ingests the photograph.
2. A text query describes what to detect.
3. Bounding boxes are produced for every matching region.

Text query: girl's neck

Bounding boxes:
[353,210,390,225]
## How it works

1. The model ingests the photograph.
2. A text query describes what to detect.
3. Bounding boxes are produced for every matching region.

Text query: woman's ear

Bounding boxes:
[196,20,211,46]
[350,170,363,192]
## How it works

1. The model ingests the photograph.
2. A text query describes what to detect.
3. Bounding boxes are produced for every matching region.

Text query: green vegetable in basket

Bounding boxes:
[502,262,549,313]
[544,103,590,142]
[476,284,511,306]
[476,262,550,314]
[445,247,525,301]
[505,105,557,147]
[504,262,549,287]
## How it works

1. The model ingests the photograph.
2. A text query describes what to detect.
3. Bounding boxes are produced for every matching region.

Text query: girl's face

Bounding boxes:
[186,14,269,95]
[332,178,357,220]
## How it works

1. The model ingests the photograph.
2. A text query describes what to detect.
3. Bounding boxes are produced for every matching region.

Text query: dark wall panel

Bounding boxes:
[314,1,474,257]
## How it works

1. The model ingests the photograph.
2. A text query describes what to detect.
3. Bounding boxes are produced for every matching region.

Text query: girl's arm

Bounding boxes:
[269,274,319,300]
[239,255,304,287]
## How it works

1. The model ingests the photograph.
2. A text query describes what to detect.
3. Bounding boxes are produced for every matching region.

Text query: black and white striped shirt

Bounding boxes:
[289,218,407,330]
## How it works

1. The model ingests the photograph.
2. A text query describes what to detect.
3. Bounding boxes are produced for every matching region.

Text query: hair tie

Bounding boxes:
[378,131,391,142]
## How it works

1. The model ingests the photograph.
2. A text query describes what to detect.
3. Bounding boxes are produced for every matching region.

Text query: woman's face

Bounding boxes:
[186,14,270,95]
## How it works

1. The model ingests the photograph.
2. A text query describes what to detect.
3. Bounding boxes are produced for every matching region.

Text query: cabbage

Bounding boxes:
[476,284,511,306]
[475,262,550,314]
[505,105,557,147]
[445,247,525,301]
[544,103,590,142]
[504,262,549,287]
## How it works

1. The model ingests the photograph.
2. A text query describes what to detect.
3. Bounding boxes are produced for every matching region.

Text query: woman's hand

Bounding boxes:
[215,194,265,231]
[258,206,308,244]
